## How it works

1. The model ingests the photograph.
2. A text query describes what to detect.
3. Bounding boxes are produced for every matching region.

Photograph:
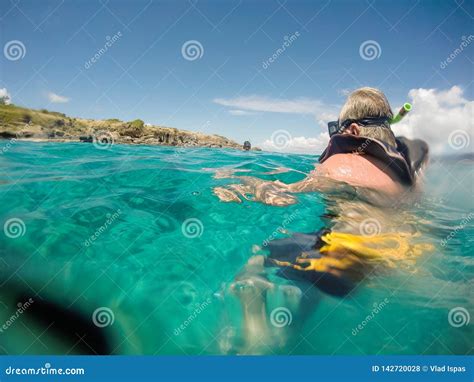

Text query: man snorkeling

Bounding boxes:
[287,87,426,198]
[215,87,427,206]
[214,87,430,353]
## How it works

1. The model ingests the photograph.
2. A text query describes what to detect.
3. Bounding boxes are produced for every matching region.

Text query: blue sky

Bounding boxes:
[1,0,472,153]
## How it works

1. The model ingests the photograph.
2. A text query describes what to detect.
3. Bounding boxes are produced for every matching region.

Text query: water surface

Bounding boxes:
[0,141,472,355]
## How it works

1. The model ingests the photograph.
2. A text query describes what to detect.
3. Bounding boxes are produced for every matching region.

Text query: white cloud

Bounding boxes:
[214,95,335,154]
[261,132,330,154]
[214,95,335,115]
[47,92,70,103]
[392,86,473,154]
[0,88,11,105]
[228,109,257,116]
[316,111,338,129]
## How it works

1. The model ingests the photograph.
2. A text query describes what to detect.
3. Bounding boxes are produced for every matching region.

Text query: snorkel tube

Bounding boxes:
[390,103,412,124]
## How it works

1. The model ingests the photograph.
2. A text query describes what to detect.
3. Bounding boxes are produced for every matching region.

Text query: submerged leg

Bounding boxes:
[269,281,321,349]
[230,255,274,352]
[231,255,322,353]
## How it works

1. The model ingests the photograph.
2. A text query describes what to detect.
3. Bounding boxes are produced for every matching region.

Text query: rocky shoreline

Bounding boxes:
[0,104,258,150]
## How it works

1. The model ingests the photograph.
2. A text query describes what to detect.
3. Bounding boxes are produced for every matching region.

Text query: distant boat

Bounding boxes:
[243,141,251,151]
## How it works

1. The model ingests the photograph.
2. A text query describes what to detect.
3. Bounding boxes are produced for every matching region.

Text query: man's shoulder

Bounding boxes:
[316,153,405,194]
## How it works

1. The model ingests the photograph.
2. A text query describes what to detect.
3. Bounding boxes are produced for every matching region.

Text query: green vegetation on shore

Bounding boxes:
[0,104,244,149]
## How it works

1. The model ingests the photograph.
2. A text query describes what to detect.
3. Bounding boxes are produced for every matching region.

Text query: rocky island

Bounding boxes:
[0,104,253,149]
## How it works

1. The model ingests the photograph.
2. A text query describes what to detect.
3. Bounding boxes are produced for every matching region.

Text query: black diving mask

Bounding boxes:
[327,117,390,137]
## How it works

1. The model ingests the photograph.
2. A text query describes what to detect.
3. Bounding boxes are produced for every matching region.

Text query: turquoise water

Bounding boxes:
[0,141,472,355]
